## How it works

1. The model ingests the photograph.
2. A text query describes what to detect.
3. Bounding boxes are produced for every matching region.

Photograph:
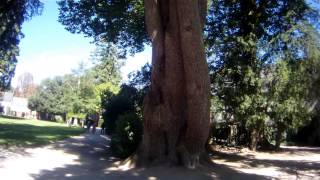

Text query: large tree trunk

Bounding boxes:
[250,128,259,151]
[138,0,210,168]
[275,122,285,150]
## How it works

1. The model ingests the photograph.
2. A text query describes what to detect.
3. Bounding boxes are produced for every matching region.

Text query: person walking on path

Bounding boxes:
[91,112,100,134]
[85,114,92,132]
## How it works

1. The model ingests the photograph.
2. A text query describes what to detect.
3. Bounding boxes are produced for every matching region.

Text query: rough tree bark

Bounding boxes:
[250,128,259,151]
[275,122,285,150]
[138,0,210,168]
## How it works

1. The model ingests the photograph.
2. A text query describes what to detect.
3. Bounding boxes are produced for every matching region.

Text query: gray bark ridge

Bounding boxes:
[140,0,210,168]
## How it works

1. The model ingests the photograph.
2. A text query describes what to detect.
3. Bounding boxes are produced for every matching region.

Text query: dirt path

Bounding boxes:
[1,132,319,180]
[211,146,320,179]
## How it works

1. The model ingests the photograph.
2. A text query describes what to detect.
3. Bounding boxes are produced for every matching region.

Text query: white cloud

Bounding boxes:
[12,46,152,87]
[12,47,94,87]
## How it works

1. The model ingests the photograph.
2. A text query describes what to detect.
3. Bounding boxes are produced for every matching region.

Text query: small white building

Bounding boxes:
[0,92,36,119]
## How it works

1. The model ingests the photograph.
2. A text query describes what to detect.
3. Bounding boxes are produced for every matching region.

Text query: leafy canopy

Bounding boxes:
[0,0,43,90]
[58,0,148,55]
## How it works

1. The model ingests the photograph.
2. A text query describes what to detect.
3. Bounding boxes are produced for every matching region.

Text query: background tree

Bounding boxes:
[266,60,311,149]
[102,84,138,135]
[28,45,124,121]
[28,77,67,120]
[58,0,211,167]
[90,43,124,85]
[266,20,320,149]
[0,0,43,90]
[14,72,37,98]
[206,0,318,150]
[58,0,147,55]
[128,63,151,111]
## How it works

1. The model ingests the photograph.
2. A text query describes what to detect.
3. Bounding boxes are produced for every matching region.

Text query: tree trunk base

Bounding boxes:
[125,151,213,170]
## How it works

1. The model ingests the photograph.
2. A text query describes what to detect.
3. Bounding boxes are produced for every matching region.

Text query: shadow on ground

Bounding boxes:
[30,133,271,180]
[212,149,320,178]
[0,146,31,164]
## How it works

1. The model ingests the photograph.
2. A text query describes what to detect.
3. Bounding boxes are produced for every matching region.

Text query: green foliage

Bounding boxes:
[66,112,85,120]
[110,113,143,158]
[208,0,319,149]
[267,60,310,128]
[55,0,320,151]
[128,63,151,91]
[57,0,148,55]
[0,117,84,147]
[28,44,123,120]
[128,63,151,111]
[97,82,120,109]
[77,69,99,113]
[90,43,124,85]
[0,0,43,90]
[102,84,138,135]
[100,84,144,158]
[28,77,68,117]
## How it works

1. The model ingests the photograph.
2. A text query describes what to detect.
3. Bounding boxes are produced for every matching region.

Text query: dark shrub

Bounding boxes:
[102,84,138,135]
[110,113,143,158]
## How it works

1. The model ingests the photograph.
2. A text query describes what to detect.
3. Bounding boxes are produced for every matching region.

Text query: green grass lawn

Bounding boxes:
[0,116,85,147]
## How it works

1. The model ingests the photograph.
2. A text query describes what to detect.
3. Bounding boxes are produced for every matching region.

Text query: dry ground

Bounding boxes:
[210,146,320,179]
[0,131,319,180]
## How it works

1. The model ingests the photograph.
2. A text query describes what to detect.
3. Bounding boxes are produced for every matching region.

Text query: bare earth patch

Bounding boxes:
[211,146,320,179]
[0,132,319,180]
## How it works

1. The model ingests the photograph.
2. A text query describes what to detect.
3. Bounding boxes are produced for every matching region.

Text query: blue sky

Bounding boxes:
[12,0,150,87]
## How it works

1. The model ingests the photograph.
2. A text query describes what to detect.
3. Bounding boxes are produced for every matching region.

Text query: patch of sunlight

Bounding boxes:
[71,142,85,147]
[105,161,134,172]
[36,135,55,139]
[0,146,80,180]
[65,173,73,177]
[240,167,281,178]
[106,166,119,171]
[100,135,110,140]
[94,147,104,151]
[0,139,6,143]
[148,176,157,180]
[73,136,85,140]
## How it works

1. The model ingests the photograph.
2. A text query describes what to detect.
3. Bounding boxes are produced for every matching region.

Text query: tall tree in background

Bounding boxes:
[70,62,99,115]
[128,63,151,109]
[90,43,123,85]
[14,72,36,98]
[0,0,42,90]
[265,20,320,149]
[28,77,68,120]
[206,0,316,150]
[58,0,210,167]
[266,60,311,149]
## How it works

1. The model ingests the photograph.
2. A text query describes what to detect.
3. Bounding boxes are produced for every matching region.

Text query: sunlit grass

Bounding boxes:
[0,116,85,147]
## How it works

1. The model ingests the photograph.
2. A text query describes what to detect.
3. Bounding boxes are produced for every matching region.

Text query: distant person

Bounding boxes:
[71,117,75,125]
[91,113,99,134]
[85,114,92,132]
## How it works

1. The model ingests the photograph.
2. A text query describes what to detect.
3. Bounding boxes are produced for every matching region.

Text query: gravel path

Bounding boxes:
[1,131,319,180]
[0,132,217,180]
